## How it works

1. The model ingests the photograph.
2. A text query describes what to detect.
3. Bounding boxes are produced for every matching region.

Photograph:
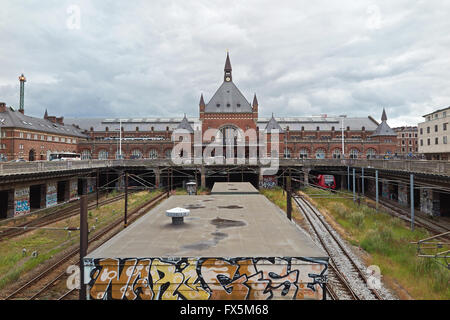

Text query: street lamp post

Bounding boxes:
[340,115,346,159]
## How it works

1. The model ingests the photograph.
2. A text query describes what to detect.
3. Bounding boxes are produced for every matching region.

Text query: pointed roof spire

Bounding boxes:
[224,51,232,82]
[265,113,284,133]
[199,93,205,107]
[381,108,387,122]
[176,114,194,132]
[224,51,232,72]
[252,93,258,106]
[44,108,48,119]
[371,108,396,137]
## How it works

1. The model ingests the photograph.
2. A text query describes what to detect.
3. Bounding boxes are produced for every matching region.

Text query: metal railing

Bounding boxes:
[0,158,449,176]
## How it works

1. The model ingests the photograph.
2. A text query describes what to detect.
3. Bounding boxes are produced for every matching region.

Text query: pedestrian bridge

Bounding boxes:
[1,158,449,178]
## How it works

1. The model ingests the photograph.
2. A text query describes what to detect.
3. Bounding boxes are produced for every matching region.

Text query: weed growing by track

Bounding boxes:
[302,187,450,300]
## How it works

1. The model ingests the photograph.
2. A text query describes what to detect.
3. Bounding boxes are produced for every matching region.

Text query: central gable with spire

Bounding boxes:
[199,52,259,134]
[204,52,253,114]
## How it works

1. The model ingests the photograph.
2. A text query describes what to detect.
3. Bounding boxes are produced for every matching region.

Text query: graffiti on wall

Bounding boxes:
[381,181,389,199]
[14,187,30,216]
[85,257,327,300]
[46,182,57,208]
[260,176,277,189]
[70,179,78,201]
[87,178,96,194]
[398,184,408,206]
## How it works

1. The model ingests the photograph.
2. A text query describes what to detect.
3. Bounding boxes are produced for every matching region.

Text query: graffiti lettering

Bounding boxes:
[86,257,327,300]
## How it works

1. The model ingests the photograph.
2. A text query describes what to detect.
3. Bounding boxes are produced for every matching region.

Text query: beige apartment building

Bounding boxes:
[393,126,418,157]
[418,106,450,160]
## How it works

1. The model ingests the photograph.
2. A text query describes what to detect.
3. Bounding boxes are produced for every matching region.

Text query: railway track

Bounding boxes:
[306,183,449,238]
[366,196,450,237]
[3,191,168,300]
[293,195,384,300]
[0,191,137,241]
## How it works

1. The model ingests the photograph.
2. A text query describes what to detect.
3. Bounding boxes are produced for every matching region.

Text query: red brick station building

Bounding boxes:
[0,54,398,162]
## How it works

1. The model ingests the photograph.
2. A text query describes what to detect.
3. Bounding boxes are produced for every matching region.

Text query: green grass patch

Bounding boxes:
[302,187,450,300]
[0,189,162,292]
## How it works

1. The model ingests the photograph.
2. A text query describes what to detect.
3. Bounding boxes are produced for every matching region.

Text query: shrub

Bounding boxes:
[360,225,394,255]
[332,202,349,219]
[350,211,365,228]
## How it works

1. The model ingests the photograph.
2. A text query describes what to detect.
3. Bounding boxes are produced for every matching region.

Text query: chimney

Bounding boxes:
[19,74,26,114]
[47,116,57,123]
[56,117,64,125]
[0,102,6,112]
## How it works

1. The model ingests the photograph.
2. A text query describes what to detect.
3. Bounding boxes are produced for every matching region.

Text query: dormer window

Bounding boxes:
[216,104,220,107]
[227,103,230,107]
[237,104,241,107]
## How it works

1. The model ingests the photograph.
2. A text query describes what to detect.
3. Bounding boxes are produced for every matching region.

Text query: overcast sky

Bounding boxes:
[1,1,450,127]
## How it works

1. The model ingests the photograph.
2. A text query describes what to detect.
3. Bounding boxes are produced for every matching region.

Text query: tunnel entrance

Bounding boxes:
[57,181,69,203]
[160,168,195,191]
[0,190,10,219]
[204,167,259,190]
[438,191,450,217]
[29,184,45,210]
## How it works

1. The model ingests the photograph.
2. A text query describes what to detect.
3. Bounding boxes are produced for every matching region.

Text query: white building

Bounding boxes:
[418,106,450,160]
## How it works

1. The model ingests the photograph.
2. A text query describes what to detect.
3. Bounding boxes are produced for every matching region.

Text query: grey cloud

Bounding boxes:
[1,0,450,126]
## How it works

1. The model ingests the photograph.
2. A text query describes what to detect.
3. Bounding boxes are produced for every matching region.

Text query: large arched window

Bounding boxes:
[299,148,308,159]
[315,148,326,159]
[148,149,158,159]
[219,125,242,147]
[98,150,108,160]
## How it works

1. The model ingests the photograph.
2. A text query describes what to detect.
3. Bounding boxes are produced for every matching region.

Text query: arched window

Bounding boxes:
[299,148,308,159]
[366,148,376,159]
[98,150,108,160]
[81,150,91,160]
[332,149,341,159]
[315,148,326,159]
[349,148,359,159]
[284,148,291,159]
[131,149,142,159]
[148,149,158,159]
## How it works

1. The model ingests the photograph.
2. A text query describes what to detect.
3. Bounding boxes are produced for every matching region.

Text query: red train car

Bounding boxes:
[315,174,336,189]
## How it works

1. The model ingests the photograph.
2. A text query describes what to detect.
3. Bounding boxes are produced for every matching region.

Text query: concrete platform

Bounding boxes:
[83,194,328,300]
[210,182,259,194]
